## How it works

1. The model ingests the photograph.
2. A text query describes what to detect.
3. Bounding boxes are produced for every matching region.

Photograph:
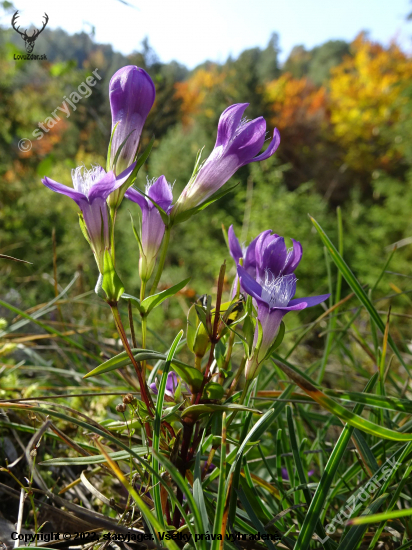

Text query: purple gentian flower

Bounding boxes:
[228,224,261,296]
[109,65,155,175]
[108,66,155,211]
[150,371,188,401]
[171,103,280,220]
[237,230,329,380]
[125,176,173,282]
[42,164,134,273]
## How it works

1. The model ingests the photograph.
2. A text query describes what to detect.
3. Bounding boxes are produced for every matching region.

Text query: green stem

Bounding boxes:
[226,379,250,430]
[140,280,147,377]
[150,225,171,296]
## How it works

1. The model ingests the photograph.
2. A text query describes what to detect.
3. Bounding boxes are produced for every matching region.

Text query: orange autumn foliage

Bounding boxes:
[174,66,227,125]
[264,73,328,133]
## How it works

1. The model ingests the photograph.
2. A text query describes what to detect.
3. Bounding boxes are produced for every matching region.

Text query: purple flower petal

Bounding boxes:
[237,265,263,302]
[110,66,155,173]
[125,187,148,211]
[147,175,174,212]
[228,117,266,165]
[259,235,288,281]
[88,170,120,202]
[250,128,281,163]
[215,103,249,148]
[244,232,269,276]
[41,177,85,206]
[283,239,303,274]
[149,382,159,395]
[228,225,243,264]
[116,161,138,186]
[288,294,330,309]
[165,371,178,396]
[171,105,280,219]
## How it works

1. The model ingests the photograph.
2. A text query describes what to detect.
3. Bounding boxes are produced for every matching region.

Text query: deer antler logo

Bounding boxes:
[11,11,49,54]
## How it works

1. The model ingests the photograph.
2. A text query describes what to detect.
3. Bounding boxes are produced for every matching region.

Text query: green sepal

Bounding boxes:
[254,319,264,359]
[125,135,155,190]
[194,304,212,336]
[78,213,90,245]
[189,146,205,179]
[101,250,125,304]
[214,340,226,369]
[133,183,170,226]
[242,314,256,357]
[106,122,119,172]
[172,181,239,225]
[263,321,285,362]
[187,303,199,353]
[193,322,211,359]
[129,211,143,254]
[111,129,135,173]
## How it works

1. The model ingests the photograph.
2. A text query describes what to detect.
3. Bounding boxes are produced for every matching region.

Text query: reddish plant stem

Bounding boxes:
[110,305,154,417]
[188,425,202,461]
[194,262,226,405]
[172,421,194,528]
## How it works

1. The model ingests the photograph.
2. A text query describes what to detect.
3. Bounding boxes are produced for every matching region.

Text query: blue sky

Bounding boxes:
[3,0,411,67]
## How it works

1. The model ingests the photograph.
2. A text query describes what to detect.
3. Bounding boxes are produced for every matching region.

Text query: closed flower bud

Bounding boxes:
[108,66,155,211]
[116,403,127,413]
[123,393,136,405]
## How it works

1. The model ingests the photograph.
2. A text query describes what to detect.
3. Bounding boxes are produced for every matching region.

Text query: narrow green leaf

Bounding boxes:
[310,215,412,379]
[122,292,142,313]
[211,413,227,550]
[39,446,148,466]
[186,303,198,353]
[194,433,211,535]
[352,429,379,474]
[152,330,183,527]
[237,487,277,550]
[153,450,206,550]
[276,359,412,441]
[286,406,332,548]
[294,375,377,550]
[83,348,203,391]
[336,494,389,550]
[140,278,190,314]
[181,403,261,420]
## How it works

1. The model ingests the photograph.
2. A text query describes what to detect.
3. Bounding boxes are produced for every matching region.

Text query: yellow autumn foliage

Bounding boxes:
[329,33,412,170]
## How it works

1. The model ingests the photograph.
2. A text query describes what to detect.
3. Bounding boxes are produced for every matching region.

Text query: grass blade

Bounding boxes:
[294,374,377,550]
[310,216,411,379]
[152,330,183,527]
